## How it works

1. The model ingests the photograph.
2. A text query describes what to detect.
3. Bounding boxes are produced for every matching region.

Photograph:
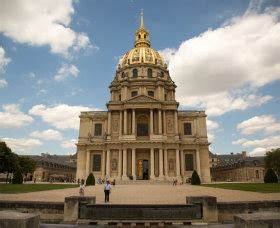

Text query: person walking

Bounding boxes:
[104,180,111,203]
[79,183,85,196]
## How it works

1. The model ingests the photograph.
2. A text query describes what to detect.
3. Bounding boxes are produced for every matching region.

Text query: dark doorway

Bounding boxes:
[142,160,149,180]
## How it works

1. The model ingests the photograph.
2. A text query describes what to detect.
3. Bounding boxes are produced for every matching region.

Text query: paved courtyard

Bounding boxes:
[1,183,280,204]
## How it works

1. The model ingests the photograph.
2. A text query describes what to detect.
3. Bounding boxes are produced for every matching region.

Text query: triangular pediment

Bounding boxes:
[126,95,160,103]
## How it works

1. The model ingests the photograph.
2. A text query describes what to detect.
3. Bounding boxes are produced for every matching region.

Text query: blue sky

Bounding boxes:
[0,0,280,156]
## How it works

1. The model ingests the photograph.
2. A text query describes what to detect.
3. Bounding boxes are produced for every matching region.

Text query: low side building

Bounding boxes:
[210,152,265,182]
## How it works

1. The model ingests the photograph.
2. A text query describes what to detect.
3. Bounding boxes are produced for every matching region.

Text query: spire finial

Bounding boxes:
[140,9,144,28]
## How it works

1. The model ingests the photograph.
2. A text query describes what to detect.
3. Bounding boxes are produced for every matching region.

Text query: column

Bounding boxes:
[150,109,154,135]
[150,148,155,179]
[102,150,106,177]
[122,148,128,179]
[159,148,164,178]
[163,110,166,135]
[174,111,178,135]
[180,150,184,177]
[164,149,168,177]
[86,151,90,177]
[124,109,127,135]
[106,149,110,177]
[132,109,136,135]
[118,149,122,178]
[107,111,111,135]
[176,149,180,177]
[196,150,201,178]
[158,109,162,134]
[119,111,122,136]
[132,148,136,180]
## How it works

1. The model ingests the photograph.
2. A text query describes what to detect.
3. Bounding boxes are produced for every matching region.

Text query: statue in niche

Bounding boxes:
[87,132,92,142]
[111,159,117,171]
[169,159,175,171]
[112,119,118,132]
[167,118,173,132]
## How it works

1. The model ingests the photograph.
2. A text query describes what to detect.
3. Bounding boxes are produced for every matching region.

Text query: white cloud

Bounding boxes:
[0,46,10,73]
[206,119,219,143]
[61,139,77,148]
[2,137,42,153]
[0,79,7,88]
[30,129,63,141]
[29,104,98,130]
[237,115,280,135]
[0,0,91,56]
[161,6,280,116]
[158,48,176,63]
[54,63,79,81]
[0,104,33,128]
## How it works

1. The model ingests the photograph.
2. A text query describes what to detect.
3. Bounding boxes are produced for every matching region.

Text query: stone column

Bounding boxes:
[86,151,90,177]
[196,150,201,178]
[106,149,110,177]
[119,111,122,137]
[180,150,184,177]
[150,148,155,179]
[159,148,164,179]
[176,149,180,177]
[118,149,122,178]
[158,109,162,134]
[163,110,166,135]
[174,111,178,135]
[122,148,128,179]
[164,149,168,177]
[132,148,136,180]
[107,111,111,135]
[150,109,154,135]
[102,150,106,177]
[124,109,127,135]
[132,109,136,135]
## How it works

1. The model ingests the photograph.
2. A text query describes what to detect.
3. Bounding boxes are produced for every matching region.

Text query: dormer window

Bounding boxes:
[148,91,154,97]
[131,91,138,97]
[121,72,125,78]
[148,68,152,78]
[94,123,102,136]
[133,69,138,78]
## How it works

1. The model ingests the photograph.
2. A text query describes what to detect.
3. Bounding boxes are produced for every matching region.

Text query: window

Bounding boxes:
[161,72,164,77]
[121,72,125,78]
[256,170,259,179]
[92,154,101,171]
[133,69,138,78]
[164,93,167,101]
[138,34,141,39]
[185,154,194,171]
[119,94,121,101]
[137,123,149,136]
[148,91,154,97]
[184,122,192,135]
[94,123,102,136]
[148,68,152,78]
[131,91,138,97]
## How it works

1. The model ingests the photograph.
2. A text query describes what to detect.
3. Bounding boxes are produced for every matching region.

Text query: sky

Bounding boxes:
[0,0,280,156]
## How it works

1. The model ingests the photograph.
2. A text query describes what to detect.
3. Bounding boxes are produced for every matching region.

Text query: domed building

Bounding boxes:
[76,12,211,183]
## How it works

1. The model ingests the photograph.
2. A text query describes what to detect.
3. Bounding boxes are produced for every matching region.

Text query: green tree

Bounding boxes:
[0,141,19,183]
[18,156,36,180]
[86,173,95,186]
[12,170,23,184]
[264,168,278,183]
[265,148,280,176]
[191,170,201,185]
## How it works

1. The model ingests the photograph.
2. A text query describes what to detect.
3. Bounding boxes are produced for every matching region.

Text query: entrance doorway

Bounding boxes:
[137,159,149,180]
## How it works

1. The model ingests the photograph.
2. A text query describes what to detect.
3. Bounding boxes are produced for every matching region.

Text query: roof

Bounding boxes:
[28,154,76,168]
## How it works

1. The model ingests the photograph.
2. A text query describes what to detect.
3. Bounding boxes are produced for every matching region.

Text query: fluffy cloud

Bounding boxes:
[54,63,79,81]
[61,139,77,148]
[161,6,280,116]
[2,137,42,153]
[237,115,280,135]
[206,119,219,143]
[0,0,91,56]
[0,79,7,88]
[0,46,10,73]
[30,129,63,141]
[29,104,98,130]
[0,104,33,128]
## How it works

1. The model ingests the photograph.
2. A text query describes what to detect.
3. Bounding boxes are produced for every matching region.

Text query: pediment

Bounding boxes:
[126,95,160,103]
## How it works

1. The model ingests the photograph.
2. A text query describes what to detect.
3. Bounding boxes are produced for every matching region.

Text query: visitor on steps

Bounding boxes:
[104,180,111,203]
[79,183,85,196]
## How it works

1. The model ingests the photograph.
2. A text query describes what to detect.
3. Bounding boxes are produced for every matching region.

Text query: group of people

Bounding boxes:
[172,178,184,186]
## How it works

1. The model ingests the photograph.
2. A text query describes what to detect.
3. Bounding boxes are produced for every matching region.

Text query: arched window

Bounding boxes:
[133,69,138,78]
[138,34,141,39]
[147,68,152,78]
[121,72,125,78]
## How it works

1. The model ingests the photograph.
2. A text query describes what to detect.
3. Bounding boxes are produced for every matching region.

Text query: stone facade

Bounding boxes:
[76,13,211,183]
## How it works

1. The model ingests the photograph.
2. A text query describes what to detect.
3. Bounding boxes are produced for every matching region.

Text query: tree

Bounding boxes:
[265,148,280,176]
[0,141,19,183]
[264,168,278,183]
[18,156,36,179]
[191,170,201,185]
[12,170,23,184]
[86,173,95,186]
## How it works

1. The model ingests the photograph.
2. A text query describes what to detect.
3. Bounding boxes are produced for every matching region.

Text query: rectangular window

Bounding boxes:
[131,91,138,97]
[148,91,154,97]
[92,154,101,171]
[256,170,259,179]
[185,154,194,171]
[184,122,192,135]
[94,123,102,136]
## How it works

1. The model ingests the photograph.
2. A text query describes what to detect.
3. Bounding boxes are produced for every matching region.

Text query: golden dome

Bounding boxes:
[118,11,166,69]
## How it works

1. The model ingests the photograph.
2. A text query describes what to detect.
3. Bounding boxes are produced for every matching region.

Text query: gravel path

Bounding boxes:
[0,184,279,204]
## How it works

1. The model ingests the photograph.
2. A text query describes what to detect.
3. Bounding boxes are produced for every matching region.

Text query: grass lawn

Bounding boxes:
[203,183,280,193]
[0,183,79,194]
